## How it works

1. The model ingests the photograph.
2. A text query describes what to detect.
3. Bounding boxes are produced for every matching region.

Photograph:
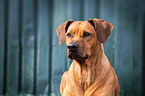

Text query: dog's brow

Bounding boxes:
[82,30,91,33]
[67,30,73,33]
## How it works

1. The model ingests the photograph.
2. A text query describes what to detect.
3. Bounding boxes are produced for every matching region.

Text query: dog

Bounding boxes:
[56,18,120,96]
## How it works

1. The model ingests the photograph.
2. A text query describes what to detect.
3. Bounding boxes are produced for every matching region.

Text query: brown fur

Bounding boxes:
[57,18,120,96]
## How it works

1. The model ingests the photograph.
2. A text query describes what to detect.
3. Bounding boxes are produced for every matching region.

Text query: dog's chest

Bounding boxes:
[80,64,96,90]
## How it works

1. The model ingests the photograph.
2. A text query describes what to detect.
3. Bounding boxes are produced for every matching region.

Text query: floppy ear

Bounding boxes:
[88,18,114,43]
[56,20,74,45]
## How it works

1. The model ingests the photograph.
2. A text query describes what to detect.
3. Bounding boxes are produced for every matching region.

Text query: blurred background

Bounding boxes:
[0,0,145,96]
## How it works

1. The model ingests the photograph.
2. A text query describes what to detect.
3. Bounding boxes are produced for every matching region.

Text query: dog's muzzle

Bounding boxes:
[67,42,88,60]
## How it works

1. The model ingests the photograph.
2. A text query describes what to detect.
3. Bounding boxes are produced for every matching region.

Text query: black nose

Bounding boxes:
[68,43,79,50]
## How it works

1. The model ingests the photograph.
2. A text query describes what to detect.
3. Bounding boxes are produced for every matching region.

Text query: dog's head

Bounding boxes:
[56,18,114,61]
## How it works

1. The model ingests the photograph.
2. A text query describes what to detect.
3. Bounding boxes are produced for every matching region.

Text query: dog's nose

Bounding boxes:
[68,43,79,50]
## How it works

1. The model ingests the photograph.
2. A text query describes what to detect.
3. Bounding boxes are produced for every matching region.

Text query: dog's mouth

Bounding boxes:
[67,49,88,60]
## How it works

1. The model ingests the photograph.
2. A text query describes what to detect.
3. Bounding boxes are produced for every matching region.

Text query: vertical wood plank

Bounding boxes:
[21,0,35,94]
[51,0,68,95]
[99,0,115,67]
[48,0,53,95]
[18,0,22,94]
[84,0,100,20]
[33,0,38,95]
[3,0,9,95]
[114,0,134,95]
[36,0,49,95]
[6,0,19,95]
[67,0,84,21]
[143,0,145,95]
[143,4,145,96]
[132,0,143,95]
[0,0,4,94]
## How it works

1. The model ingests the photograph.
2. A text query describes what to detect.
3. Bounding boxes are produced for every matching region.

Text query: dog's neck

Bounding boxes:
[71,43,108,90]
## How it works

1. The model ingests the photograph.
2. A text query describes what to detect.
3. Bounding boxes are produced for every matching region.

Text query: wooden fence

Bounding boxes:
[0,0,144,95]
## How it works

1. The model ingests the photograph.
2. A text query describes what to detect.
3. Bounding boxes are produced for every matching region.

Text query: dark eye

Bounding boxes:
[66,33,71,37]
[83,32,92,37]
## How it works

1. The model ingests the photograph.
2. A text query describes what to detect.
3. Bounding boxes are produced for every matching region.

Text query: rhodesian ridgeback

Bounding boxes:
[56,18,120,96]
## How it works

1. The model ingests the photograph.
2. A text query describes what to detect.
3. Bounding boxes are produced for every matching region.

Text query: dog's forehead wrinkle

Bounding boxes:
[68,28,83,36]
[69,21,93,32]
[82,30,92,34]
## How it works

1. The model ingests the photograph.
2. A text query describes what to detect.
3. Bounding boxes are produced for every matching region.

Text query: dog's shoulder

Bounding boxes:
[60,71,68,94]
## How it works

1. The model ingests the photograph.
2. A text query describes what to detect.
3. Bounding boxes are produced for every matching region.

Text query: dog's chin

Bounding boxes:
[68,53,88,61]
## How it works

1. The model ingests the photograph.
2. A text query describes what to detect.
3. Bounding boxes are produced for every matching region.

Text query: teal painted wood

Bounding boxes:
[6,0,19,95]
[0,0,4,94]
[99,0,115,67]
[51,0,68,95]
[33,0,38,94]
[67,0,84,21]
[0,0,144,95]
[114,0,135,95]
[2,0,9,95]
[21,0,35,94]
[132,0,143,95]
[36,0,50,94]
[84,0,100,20]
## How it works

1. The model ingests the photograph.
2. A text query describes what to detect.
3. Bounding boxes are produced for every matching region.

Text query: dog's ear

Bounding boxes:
[56,20,74,45]
[88,18,114,43]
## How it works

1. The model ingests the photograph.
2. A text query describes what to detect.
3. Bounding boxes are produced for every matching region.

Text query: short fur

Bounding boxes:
[56,18,120,96]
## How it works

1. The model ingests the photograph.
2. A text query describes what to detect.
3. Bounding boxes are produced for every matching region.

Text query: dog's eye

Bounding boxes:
[66,33,71,37]
[83,32,92,37]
